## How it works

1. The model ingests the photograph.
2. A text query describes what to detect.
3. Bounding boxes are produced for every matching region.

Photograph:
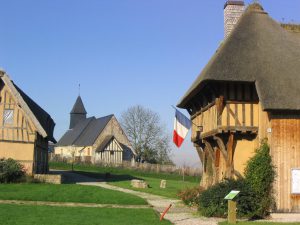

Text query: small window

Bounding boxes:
[3,109,14,125]
[110,151,114,156]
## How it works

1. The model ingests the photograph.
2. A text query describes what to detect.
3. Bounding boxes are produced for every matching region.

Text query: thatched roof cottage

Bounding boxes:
[178,1,300,212]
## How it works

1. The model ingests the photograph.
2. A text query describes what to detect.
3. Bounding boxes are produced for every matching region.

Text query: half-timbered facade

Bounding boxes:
[0,70,56,174]
[178,2,300,212]
[94,136,123,164]
[54,96,135,164]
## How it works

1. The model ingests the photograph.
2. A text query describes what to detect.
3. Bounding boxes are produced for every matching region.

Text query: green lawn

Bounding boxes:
[0,204,171,225]
[109,176,197,198]
[0,183,146,205]
[50,161,200,182]
[50,162,200,198]
[219,222,300,225]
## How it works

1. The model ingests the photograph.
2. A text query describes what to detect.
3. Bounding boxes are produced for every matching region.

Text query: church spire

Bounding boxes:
[69,96,87,129]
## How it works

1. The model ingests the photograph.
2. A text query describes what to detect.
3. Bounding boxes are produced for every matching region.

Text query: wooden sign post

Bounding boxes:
[224,190,240,224]
[228,200,237,224]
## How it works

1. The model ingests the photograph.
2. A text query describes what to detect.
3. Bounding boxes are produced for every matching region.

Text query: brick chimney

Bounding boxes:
[224,1,245,38]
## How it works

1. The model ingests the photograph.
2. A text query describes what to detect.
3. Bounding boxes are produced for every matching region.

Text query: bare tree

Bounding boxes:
[121,105,173,164]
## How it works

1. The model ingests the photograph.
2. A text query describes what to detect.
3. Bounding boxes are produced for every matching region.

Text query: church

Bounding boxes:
[178,1,300,212]
[54,96,135,164]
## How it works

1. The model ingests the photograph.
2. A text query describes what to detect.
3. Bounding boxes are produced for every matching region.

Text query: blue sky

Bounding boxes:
[1,0,299,166]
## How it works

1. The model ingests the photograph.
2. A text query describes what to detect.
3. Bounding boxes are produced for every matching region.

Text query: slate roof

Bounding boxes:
[57,115,113,146]
[177,3,300,111]
[95,135,122,152]
[71,96,87,114]
[0,71,56,143]
[13,83,56,143]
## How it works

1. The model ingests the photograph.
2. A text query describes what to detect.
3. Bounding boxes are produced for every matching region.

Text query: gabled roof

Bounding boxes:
[57,115,113,146]
[70,96,87,114]
[178,3,300,111]
[95,135,123,152]
[0,70,56,143]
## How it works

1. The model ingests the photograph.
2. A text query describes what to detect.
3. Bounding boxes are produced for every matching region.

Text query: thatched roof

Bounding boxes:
[281,23,300,33]
[178,3,300,111]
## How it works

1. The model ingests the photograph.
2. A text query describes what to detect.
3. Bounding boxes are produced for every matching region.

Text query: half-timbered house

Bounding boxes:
[54,96,135,164]
[178,1,300,212]
[0,70,56,174]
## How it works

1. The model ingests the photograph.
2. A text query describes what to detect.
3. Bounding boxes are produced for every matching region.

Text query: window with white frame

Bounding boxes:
[3,109,14,125]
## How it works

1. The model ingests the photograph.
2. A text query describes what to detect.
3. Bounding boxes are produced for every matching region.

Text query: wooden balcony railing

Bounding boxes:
[191,101,259,141]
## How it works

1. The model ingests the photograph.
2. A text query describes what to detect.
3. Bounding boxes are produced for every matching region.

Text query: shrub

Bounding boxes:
[19,175,42,184]
[177,186,205,206]
[0,158,25,183]
[244,139,276,218]
[196,140,276,219]
[198,179,257,218]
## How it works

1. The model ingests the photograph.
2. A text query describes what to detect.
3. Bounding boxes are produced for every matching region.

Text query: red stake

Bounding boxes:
[160,204,172,221]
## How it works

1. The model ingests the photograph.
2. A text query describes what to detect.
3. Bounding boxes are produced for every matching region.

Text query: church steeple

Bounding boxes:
[69,96,87,129]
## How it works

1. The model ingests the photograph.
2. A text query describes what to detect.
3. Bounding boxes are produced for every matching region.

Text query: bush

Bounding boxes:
[0,158,25,183]
[198,179,257,218]
[195,140,276,219]
[244,139,276,218]
[19,175,42,184]
[177,186,205,206]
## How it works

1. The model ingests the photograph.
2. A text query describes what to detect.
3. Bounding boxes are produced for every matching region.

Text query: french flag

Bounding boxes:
[173,109,192,148]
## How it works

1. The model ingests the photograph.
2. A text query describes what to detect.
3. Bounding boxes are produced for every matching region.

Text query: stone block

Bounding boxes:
[160,180,167,189]
[131,179,148,189]
[34,174,63,184]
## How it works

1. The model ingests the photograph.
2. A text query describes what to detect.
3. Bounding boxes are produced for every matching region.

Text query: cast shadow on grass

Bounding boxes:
[49,170,147,185]
[76,171,141,182]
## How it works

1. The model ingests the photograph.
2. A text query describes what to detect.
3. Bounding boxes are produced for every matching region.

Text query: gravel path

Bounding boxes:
[0,199,150,209]
[77,181,223,225]
[262,213,300,223]
[52,170,222,224]
[53,170,300,224]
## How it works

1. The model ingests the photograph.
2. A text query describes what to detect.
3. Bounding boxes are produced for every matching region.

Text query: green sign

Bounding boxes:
[224,190,240,200]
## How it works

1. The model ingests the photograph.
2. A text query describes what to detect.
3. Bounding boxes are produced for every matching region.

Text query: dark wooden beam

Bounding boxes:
[191,101,215,119]
[227,133,234,178]
[213,136,228,160]
[228,104,241,126]
[242,103,246,126]
[234,170,243,179]
[195,146,204,164]
[203,140,215,162]
[250,103,254,126]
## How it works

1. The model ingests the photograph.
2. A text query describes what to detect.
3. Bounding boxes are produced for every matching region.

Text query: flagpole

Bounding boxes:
[171,105,201,129]
[171,105,177,110]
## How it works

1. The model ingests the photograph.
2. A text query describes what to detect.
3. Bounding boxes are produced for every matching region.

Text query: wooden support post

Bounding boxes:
[214,134,235,179]
[228,200,237,224]
[203,140,216,162]
[214,136,228,159]
[203,140,217,184]
[226,133,234,178]
[195,146,204,164]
